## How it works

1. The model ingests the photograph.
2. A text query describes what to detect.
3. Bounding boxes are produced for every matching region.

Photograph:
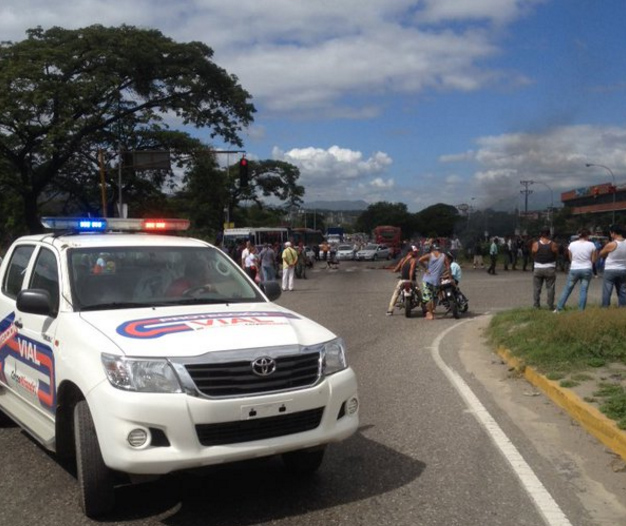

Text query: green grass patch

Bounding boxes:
[488,307,626,427]
[487,307,626,374]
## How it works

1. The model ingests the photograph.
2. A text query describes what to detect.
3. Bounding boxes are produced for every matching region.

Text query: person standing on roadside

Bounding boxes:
[259,243,276,281]
[281,241,298,291]
[473,238,485,269]
[450,235,461,261]
[554,229,597,312]
[418,244,449,320]
[599,224,626,307]
[531,228,558,310]
[241,240,251,269]
[487,237,498,275]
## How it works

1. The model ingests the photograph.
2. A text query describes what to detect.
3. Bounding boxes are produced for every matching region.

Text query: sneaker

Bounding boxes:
[386,311,393,316]
[553,309,559,313]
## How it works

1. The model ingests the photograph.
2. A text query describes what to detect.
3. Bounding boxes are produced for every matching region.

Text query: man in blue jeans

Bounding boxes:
[554,229,597,312]
[599,224,626,307]
[531,229,558,310]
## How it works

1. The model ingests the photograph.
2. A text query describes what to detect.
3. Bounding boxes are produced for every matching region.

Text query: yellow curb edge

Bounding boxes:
[496,346,626,462]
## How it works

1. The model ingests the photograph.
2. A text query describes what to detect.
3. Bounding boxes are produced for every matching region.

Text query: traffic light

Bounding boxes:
[239,157,249,187]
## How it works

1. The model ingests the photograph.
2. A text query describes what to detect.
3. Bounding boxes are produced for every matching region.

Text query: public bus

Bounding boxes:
[222,227,289,253]
[290,228,325,248]
[373,225,403,256]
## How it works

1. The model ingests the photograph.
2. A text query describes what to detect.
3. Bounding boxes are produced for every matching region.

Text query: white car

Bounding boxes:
[0,217,359,517]
[355,243,391,261]
[336,244,356,260]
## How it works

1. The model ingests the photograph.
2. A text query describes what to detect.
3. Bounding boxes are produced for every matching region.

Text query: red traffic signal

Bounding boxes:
[239,157,249,187]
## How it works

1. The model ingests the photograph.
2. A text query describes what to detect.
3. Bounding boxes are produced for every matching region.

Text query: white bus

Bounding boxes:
[222,227,289,253]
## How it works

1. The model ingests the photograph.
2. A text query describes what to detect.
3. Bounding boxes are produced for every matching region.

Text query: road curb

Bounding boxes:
[496,346,626,462]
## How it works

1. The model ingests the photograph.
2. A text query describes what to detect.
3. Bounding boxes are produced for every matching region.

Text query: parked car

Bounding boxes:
[355,243,391,261]
[336,244,356,260]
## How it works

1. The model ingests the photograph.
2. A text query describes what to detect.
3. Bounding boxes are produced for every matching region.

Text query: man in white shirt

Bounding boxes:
[554,229,597,312]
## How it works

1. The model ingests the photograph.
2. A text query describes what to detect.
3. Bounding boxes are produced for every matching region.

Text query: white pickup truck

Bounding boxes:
[0,217,359,517]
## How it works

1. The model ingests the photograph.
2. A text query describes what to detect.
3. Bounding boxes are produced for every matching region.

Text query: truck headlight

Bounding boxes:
[321,338,347,376]
[101,354,183,393]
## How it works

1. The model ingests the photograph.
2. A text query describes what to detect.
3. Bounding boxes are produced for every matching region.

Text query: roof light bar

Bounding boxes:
[41,217,190,232]
[41,217,108,231]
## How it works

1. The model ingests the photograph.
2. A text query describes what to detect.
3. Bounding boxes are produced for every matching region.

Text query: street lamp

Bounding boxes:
[586,163,616,224]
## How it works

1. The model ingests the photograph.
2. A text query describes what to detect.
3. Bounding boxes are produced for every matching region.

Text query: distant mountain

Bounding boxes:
[304,200,369,211]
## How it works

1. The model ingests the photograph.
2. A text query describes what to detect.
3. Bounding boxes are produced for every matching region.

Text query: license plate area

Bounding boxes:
[241,400,293,420]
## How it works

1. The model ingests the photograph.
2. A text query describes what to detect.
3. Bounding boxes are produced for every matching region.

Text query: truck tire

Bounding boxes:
[74,400,115,517]
[282,446,325,474]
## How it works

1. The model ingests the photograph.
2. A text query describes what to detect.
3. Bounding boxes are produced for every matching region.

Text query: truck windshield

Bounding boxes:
[68,246,264,310]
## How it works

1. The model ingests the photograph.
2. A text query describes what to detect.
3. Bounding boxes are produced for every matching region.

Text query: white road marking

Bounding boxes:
[431,318,573,526]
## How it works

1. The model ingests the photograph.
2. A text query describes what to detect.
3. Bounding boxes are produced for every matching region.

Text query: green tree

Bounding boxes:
[227,159,304,224]
[414,203,460,238]
[0,25,255,233]
[355,201,413,236]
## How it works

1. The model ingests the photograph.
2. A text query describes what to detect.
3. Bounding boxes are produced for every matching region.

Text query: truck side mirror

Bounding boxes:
[16,289,54,317]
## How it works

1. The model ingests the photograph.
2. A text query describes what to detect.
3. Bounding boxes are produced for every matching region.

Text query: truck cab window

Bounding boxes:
[30,247,60,315]
[2,245,36,300]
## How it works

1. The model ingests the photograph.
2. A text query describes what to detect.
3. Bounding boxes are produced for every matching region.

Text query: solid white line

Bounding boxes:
[430,319,573,526]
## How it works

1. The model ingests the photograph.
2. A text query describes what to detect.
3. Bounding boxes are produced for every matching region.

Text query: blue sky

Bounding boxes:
[3,0,626,212]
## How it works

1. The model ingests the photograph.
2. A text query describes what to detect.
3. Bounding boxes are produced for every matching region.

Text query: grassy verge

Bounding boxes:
[486,306,626,429]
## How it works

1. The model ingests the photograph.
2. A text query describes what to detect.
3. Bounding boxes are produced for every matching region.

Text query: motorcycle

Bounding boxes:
[397,280,424,318]
[437,277,462,319]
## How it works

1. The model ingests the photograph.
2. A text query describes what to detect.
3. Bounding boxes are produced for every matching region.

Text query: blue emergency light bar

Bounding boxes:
[41,217,190,232]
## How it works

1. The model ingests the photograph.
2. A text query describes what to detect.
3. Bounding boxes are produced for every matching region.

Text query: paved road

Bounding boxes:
[1,262,625,525]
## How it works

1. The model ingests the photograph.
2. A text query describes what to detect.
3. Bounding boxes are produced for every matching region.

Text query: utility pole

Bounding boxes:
[520,180,533,216]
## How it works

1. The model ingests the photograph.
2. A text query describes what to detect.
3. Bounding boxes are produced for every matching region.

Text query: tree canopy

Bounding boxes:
[0,24,255,233]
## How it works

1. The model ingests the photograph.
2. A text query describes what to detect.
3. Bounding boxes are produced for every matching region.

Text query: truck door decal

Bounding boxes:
[0,313,56,413]
[117,310,300,339]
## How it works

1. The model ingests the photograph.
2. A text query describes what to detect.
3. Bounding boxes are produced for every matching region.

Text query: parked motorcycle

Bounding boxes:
[437,277,461,319]
[397,280,424,318]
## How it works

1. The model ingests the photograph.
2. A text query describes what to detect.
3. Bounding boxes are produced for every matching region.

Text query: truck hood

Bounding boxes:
[79,302,336,358]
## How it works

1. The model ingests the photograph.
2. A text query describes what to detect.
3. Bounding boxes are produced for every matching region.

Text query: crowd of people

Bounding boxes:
[224,224,626,314]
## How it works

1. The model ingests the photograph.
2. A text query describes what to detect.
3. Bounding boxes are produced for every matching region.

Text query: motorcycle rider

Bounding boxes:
[444,251,469,311]
[386,245,420,315]
[418,244,450,320]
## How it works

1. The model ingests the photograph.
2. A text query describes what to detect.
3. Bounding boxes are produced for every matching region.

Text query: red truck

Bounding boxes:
[373,225,402,257]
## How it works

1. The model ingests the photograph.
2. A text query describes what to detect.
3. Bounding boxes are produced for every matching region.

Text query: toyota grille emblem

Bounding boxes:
[251,357,277,377]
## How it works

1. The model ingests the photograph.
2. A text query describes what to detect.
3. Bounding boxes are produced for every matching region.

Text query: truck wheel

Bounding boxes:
[282,447,325,474]
[74,400,115,517]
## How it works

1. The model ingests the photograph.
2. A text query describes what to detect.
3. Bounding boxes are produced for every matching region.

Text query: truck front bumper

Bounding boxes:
[88,368,359,475]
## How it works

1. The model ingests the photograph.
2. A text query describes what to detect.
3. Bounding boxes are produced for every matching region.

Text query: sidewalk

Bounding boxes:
[495,346,626,463]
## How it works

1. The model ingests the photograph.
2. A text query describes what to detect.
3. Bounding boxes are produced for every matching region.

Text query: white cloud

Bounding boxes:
[1,0,532,116]
[466,124,626,207]
[272,145,394,201]
[369,178,395,189]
